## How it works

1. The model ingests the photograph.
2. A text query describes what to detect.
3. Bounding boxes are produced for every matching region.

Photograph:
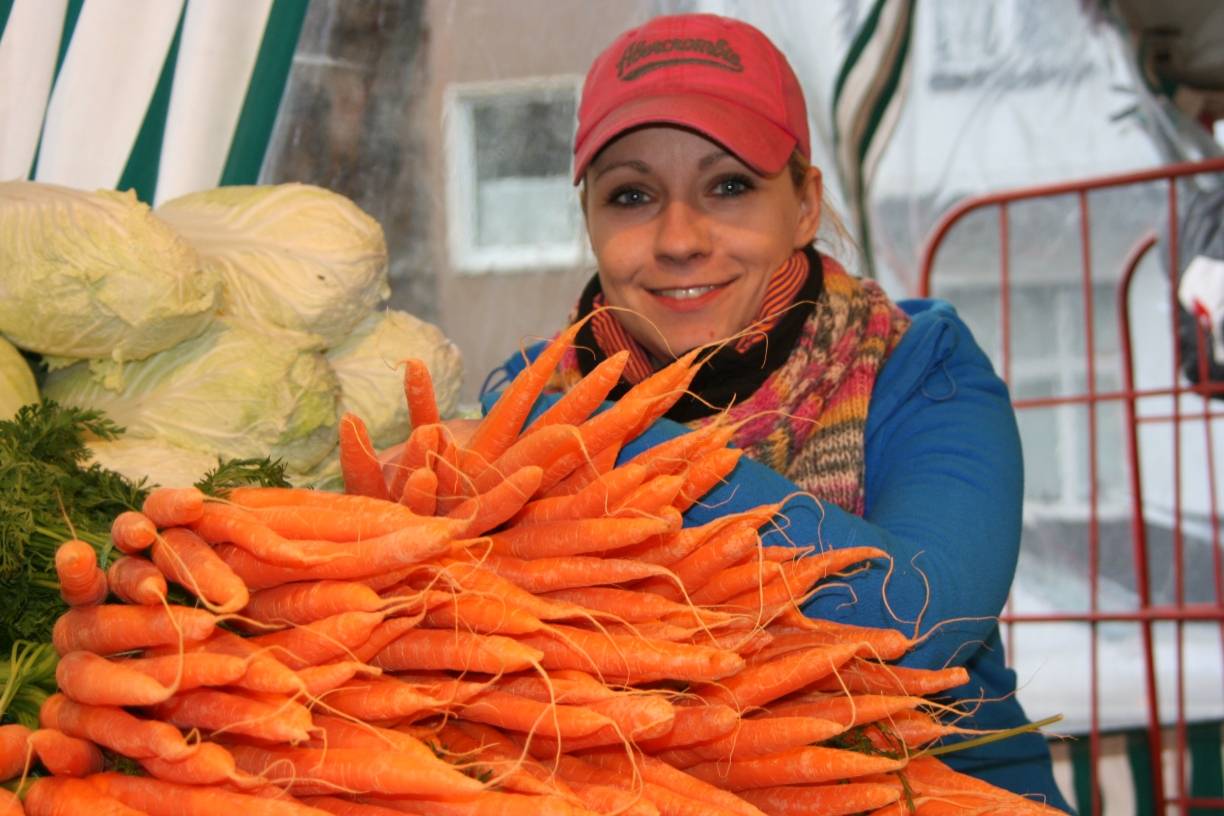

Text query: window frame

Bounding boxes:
[444,74,587,274]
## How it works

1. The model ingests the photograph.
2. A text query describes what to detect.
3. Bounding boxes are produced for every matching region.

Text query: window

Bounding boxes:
[445,77,587,273]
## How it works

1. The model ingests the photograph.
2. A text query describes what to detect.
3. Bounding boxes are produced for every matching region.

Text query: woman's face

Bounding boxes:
[584,126,822,361]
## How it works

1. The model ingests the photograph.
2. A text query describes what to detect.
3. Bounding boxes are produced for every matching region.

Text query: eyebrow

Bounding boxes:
[592,149,736,181]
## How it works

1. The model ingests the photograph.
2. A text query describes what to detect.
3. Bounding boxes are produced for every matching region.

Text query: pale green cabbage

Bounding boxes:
[87,437,221,489]
[0,181,219,361]
[325,309,464,449]
[43,321,340,474]
[156,184,390,347]
[0,335,38,420]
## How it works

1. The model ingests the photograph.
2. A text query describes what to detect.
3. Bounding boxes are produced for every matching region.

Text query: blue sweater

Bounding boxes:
[486,299,1072,812]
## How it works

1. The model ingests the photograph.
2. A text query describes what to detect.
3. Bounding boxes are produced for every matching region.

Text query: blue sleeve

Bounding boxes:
[620,309,1021,673]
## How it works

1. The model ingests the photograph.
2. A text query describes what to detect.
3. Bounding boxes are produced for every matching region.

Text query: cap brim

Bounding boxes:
[572,93,798,184]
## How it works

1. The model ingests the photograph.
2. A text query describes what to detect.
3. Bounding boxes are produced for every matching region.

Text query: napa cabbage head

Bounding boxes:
[0,181,219,362]
[325,309,464,449]
[43,321,339,474]
[0,336,39,421]
[156,183,390,347]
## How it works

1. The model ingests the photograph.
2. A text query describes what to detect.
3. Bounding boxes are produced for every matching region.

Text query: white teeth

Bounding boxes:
[654,285,718,300]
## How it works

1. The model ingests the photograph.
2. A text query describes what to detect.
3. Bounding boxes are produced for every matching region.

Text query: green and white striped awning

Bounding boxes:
[0,0,307,204]
[831,0,916,277]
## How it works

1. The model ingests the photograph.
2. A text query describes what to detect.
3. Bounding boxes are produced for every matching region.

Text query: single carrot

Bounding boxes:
[297,660,379,697]
[672,447,744,512]
[389,423,443,504]
[55,651,175,707]
[764,693,927,731]
[656,716,844,768]
[40,693,195,761]
[512,462,648,525]
[24,776,145,816]
[228,487,415,513]
[339,413,391,500]
[460,689,614,739]
[370,629,543,675]
[525,350,630,432]
[475,552,674,594]
[243,581,385,627]
[751,621,914,663]
[318,676,456,723]
[189,504,334,569]
[403,358,441,428]
[152,526,250,614]
[26,727,104,777]
[470,424,586,497]
[622,506,776,566]
[582,747,766,816]
[144,628,304,696]
[518,623,745,684]
[400,466,439,515]
[247,504,417,543]
[418,590,546,636]
[447,465,544,537]
[0,790,19,816]
[231,743,486,799]
[55,540,106,607]
[697,641,862,711]
[121,652,250,691]
[246,610,387,670]
[110,510,157,554]
[629,416,737,480]
[489,512,678,559]
[719,547,891,612]
[653,522,760,601]
[737,783,901,816]
[810,660,970,696]
[85,771,336,816]
[368,790,592,816]
[464,319,588,472]
[347,617,421,663]
[0,723,30,782]
[142,486,206,528]
[52,604,216,656]
[543,440,622,498]
[635,703,741,752]
[139,740,263,789]
[685,744,907,790]
[105,555,167,605]
[152,687,314,744]
[299,797,413,815]
[488,669,616,705]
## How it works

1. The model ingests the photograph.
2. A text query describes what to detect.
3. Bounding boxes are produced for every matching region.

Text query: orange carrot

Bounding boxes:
[189,503,334,569]
[297,660,379,697]
[55,651,174,707]
[230,743,485,799]
[0,790,19,816]
[318,676,457,723]
[142,486,206,528]
[121,652,250,691]
[751,622,914,663]
[475,552,674,594]
[544,440,622,497]
[684,745,906,790]
[243,580,385,627]
[654,522,760,601]
[434,721,568,797]
[0,723,30,782]
[152,526,249,613]
[299,798,408,816]
[399,465,439,515]
[629,416,737,480]
[40,693,195,761]
[110,510,157,554]
[105,555,167,606]
[518,623,745,684]
[370,629,543,675]
[139,740,262,789]
[720,547,891,612]
[347,617,421,663]
[418,591,546,636]
[464,319,588,471]
[447,465,544,537]
[764,693,927,731]
[657,716,844,767]
[247,610,387,670]
[489,512,678,559]
[512,462,648,525]
[51,604,216,656]
[26,727,104,777]
[582,747,766,816]
[144,628,305,696]
[460,689,614,739]
[152,688,314,744]
[672,447,744,512]
[403,358,441,428]
[810,660,970,696]
[697,642,862,711]
[737,783,901,816]
[55,540,107,607]
[24,776,145,816]
[636,702,741,752]
[247,504,417,543]
[471,424,586,497]
[339,413,391,500]
[525,350,630,432]
[389,423,443,504]
[86,771,336,815]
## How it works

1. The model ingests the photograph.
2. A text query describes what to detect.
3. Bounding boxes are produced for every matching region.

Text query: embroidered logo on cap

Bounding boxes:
[616,37,743,80]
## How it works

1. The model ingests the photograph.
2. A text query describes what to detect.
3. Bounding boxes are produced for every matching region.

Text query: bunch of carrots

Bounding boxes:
[0,320,1063,815]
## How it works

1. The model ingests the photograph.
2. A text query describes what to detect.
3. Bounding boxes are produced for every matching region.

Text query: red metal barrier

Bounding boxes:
[917,156,1224,814]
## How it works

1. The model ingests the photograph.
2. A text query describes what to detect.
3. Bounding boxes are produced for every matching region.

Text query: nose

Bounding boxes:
[653,199,710,264]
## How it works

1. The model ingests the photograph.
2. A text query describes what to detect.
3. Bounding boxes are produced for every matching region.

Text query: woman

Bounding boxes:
[484,13,1072,811]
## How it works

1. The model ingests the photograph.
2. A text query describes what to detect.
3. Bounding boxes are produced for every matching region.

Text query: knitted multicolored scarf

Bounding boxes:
[557,250,911,515]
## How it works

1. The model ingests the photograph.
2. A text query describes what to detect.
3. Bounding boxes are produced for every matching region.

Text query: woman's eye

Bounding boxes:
[712,176,753,197]
[605,186,651,207]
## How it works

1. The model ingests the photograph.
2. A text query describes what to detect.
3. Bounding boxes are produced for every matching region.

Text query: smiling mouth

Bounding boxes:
[649,284,726,300]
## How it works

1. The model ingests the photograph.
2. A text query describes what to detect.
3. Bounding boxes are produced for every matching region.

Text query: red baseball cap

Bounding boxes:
[572,13,810,184]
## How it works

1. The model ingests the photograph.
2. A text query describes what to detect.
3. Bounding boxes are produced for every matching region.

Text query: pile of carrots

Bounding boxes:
[0,321,1063,815]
